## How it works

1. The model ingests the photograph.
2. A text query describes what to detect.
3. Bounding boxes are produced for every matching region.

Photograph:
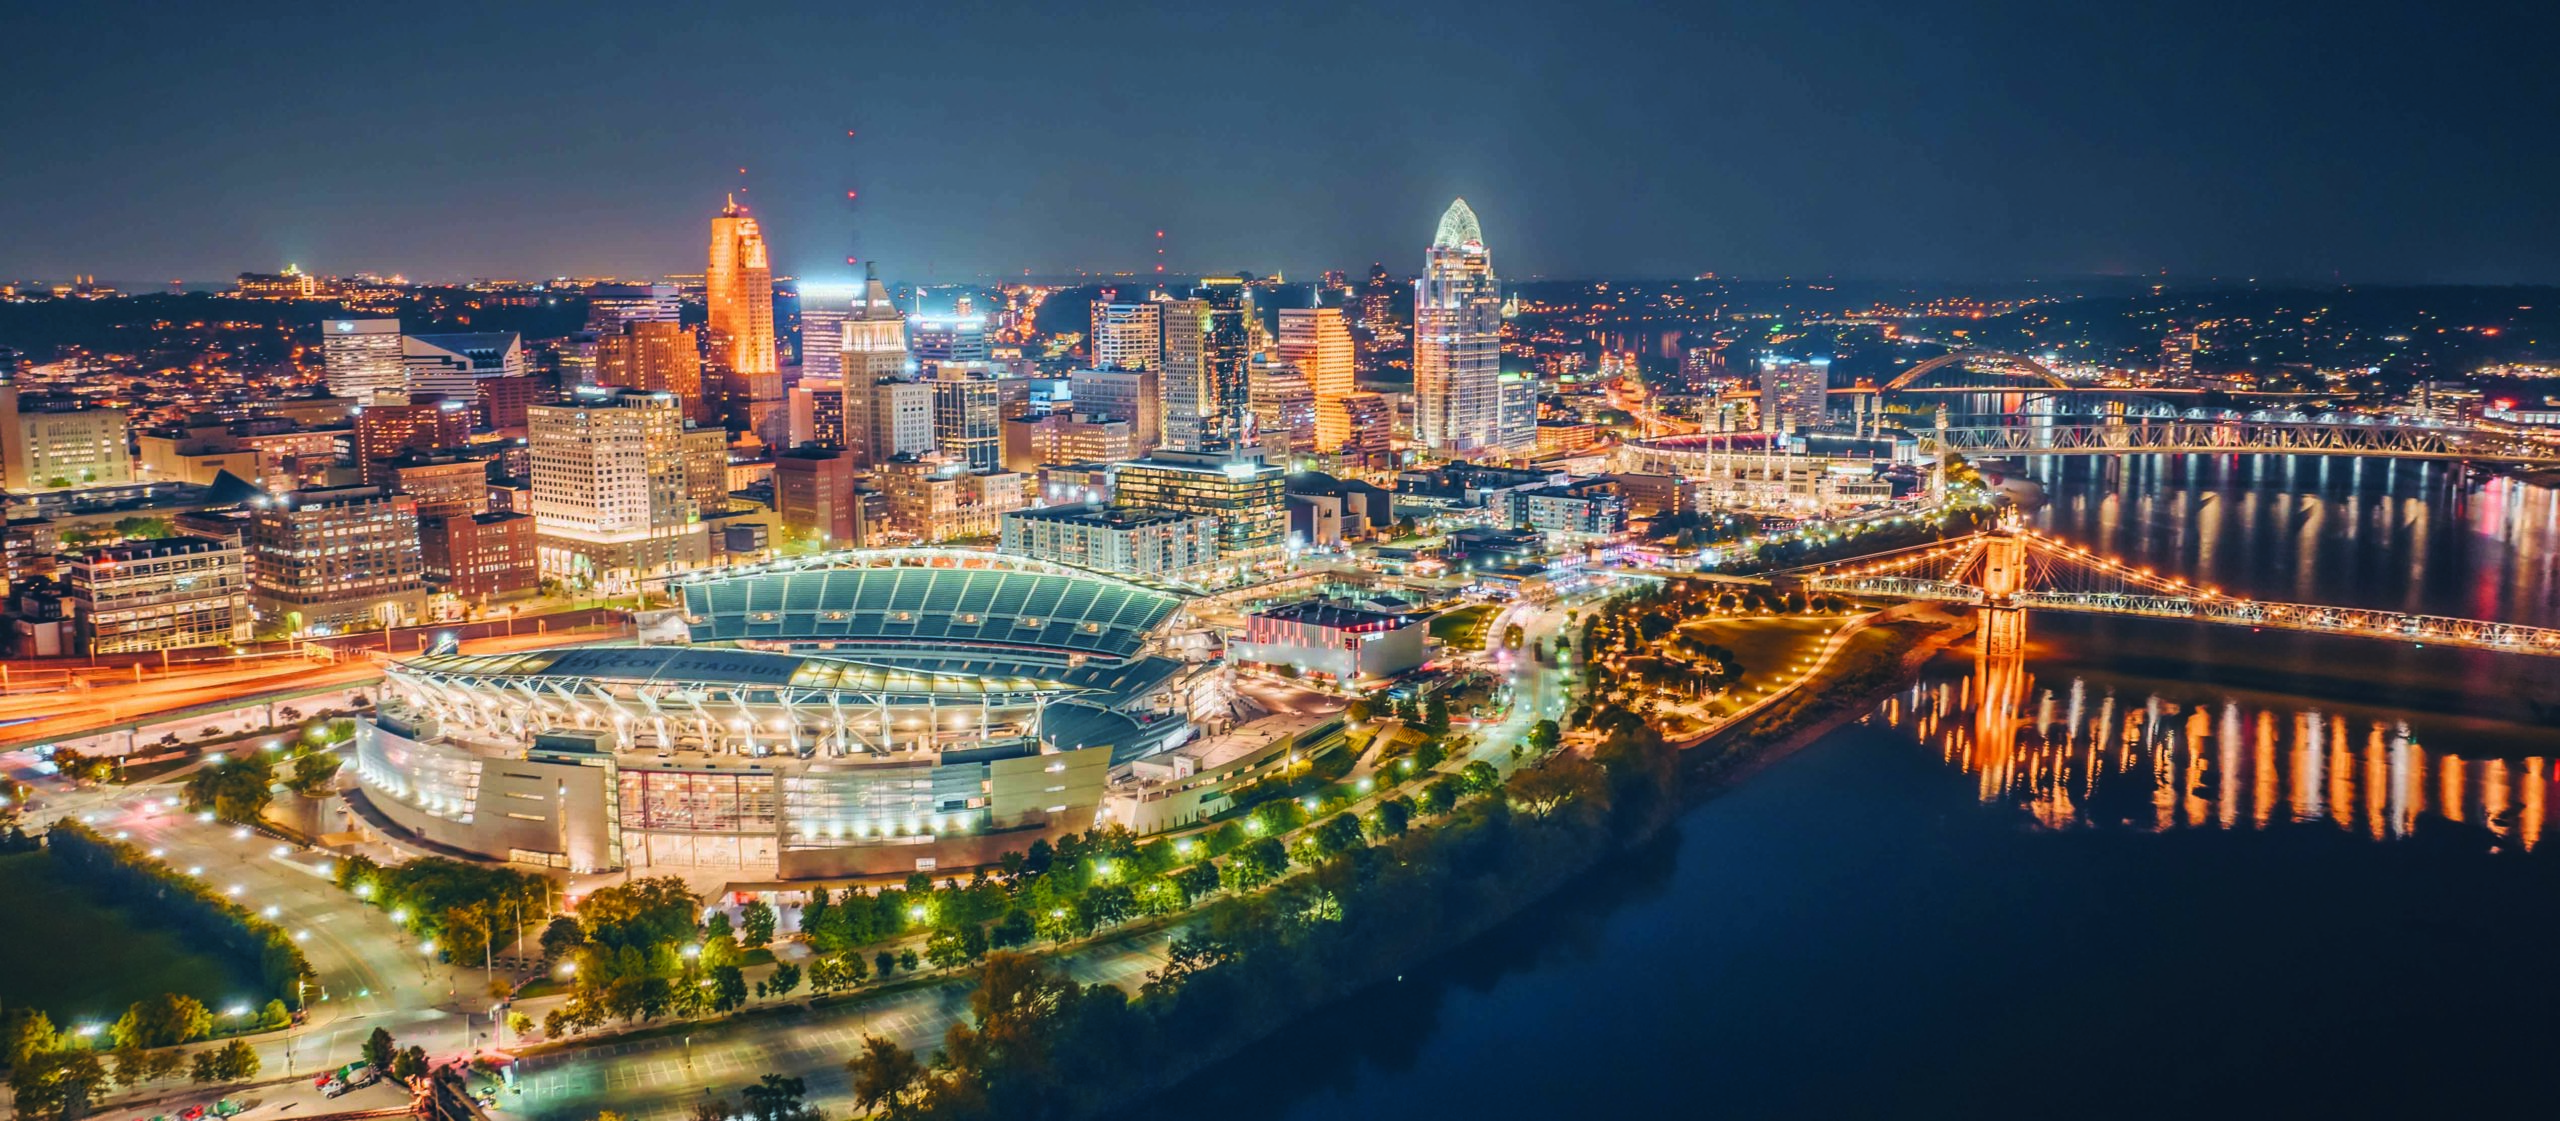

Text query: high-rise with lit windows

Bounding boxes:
[706,195,780,435]
[1413,198,1503,453]
[1281,306,1356,451]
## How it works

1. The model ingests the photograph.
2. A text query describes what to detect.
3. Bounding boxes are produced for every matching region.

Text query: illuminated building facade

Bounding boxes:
[1109,450,1285,556]
[320,318,406,404]
[596,321,712,427]
[401,332,525,404]
[245,485,428,633]
[527,389,709,585]
[1756,356,1831,432]
[1414,198,1503,453]
[1068,368,1160,452]
[1157,297,1209,451]
[1280,306,1356,451]
[706,195,780,434]
[0,388,132,491]
[63,535,253,654]
[1090,301,1163,373]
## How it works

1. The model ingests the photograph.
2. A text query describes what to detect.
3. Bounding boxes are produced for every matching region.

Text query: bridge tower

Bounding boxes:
[1929,405,1950,501]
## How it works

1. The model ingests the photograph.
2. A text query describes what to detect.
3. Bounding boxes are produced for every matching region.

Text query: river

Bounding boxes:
[1142,456,2560,1120]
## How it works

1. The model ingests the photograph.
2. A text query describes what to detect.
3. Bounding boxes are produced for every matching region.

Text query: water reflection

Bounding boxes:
[1880,643,2550,851]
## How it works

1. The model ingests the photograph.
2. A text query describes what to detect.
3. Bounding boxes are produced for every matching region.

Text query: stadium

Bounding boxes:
[349,551,1230,879]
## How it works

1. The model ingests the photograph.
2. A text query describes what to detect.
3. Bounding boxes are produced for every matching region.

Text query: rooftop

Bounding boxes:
[1251,597,1424,631]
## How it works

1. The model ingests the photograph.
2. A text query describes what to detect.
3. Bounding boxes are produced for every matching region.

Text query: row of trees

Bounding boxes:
[179,721,354,825]
[6,1008,264,1121]
[334,853,552,966]
[844,707,1681,1120]
[45,822,311,1001]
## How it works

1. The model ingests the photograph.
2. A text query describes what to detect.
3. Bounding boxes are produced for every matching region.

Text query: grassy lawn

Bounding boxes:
[1676,613,1853,718]
[0,851,262,1026]
[1428,604,1498,650]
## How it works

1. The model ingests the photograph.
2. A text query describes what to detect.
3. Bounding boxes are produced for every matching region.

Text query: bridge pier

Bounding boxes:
[1980,605,2027,658]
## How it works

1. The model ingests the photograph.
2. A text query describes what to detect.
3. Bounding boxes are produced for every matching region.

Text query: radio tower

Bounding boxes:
[843,129,865,277]
[1154,228,1166,276]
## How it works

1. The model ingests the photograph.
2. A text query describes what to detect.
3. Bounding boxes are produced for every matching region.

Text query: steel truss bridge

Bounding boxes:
[1915,417,2560,465]
[1798,531,2560,657]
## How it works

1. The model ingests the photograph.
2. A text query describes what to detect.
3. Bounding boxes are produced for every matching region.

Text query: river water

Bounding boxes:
[1152,456,2560,1120]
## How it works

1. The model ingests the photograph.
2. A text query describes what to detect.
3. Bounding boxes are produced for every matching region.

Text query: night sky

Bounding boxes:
[6,1,2556,286]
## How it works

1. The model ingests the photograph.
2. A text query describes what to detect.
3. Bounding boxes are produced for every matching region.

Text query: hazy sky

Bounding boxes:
[6,0,2557,286]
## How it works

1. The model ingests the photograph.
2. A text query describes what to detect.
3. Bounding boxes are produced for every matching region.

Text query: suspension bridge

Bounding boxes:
[1797,529,2560,657]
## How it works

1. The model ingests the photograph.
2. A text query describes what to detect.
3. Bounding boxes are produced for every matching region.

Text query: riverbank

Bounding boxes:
[1101,607,1973,1121]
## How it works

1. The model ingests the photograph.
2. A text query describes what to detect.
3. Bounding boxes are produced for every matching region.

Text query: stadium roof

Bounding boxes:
[681,562,1182,662]
[394,645,1080,699]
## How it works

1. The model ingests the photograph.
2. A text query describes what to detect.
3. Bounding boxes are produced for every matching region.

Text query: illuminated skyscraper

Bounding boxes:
[795,282,862,382]
[1756,356,1831,432]
[706,195,780,436]
[527,388,709,586]
[1414,198,1502,453]
[594,321,710,427]
[838,270,915,468]
[319,318,405,404]
[1157,297,1209,452]
[1090,301,1163,373]
[1196,277,1254,454]
[1280,307,1355,451]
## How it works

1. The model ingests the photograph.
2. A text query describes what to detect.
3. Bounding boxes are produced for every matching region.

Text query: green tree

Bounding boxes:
[1459,760,1500,795]
[112,992,212,1050]
[537,915,585,962]
[989,908,1034,948]
[1311,813,1366,859]
[211,1038,260,1082]
[390,1045,428,1085]
[738,1073,815,1121]
[1525,718,1562,755]
[766,962,802,999]
[182,752,277,823]
[874,950,897,979]
[2,1008,62,1070]
[846,1035,924,1116]
[897,949,919,973]
[925,928,974,970]
[1220,837,1289,892]
[1371,797,1412,838]
[361,1026,396,1071]
[739,900,776,948]
[285,751,343,796]
[13,1047,108,1121]
[707,964,748,1013]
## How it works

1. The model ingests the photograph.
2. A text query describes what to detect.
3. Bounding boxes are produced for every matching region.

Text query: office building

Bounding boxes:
[684,427,731,516]
[1110,449,1285,557]
[586,282,682,332]
[790,377,844,449]
[1068,367,1159,452]
[1196,278,1254,453]
[877,457,1026,543]
[1497,370,1539,452]
[1249,361,1316,456]
[319,318,406,404]
[1757,356,1832,432]
[794,282,861,382]
[596,321,712,427]
[1158,297,1209,451]
[388,454,492,517]
[63,535,253,654]
[402,332,525,406]
[354,397,473,485]
[477,374,546,431]
[1414,198,1503,452]
[1090,301,1163,372]
[245,485,427,634]
[772,447,859,545]
[706,195,780,434]
[931,377,1004,473]
[0,388,132,491]
[847,379,936,468]
[1281,307,1357,451]
[527,389,709,587]
[1325,392,1393,468]
[910,315,991,366]
[999,502,1219,579]
[1003,413,1139,472]
[419,511,535,603]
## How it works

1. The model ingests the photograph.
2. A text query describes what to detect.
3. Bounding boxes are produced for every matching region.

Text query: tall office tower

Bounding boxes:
[526,388,709,585]
[706,194,780,433]
[683,427,730,516]
[932,378,1004,473]
[1755,356,1831,433]
[354,397,473,484]
[790,378,843,448]
[319,318,405,403]
[795,283,859,382]
[1359,263,1402,348]
[244,485,427,634]
[585,282,682,332]
[1248,361,1316,457]
[1156,297,1209,452]
[402,332,525,408]
[1068,368,1160,452]
[595,321,712,427]
[1496,370,1538,453]
[1090,301,1163,372]
[1196,277,1254,453]
[1413,198,1502,453]
[1280,307,1355,451]
[838,271,912,467]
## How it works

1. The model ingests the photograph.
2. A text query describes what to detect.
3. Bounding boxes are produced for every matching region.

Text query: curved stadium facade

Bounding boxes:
[350,551,1224,878]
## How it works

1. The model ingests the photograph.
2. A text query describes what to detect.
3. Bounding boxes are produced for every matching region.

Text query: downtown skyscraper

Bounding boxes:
[1413,198,1506,453]
[706,195,781,442]
[1279,306,1355,452]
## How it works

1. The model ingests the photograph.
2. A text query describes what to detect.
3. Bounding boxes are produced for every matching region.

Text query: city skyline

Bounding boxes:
[8,2,2560,285]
